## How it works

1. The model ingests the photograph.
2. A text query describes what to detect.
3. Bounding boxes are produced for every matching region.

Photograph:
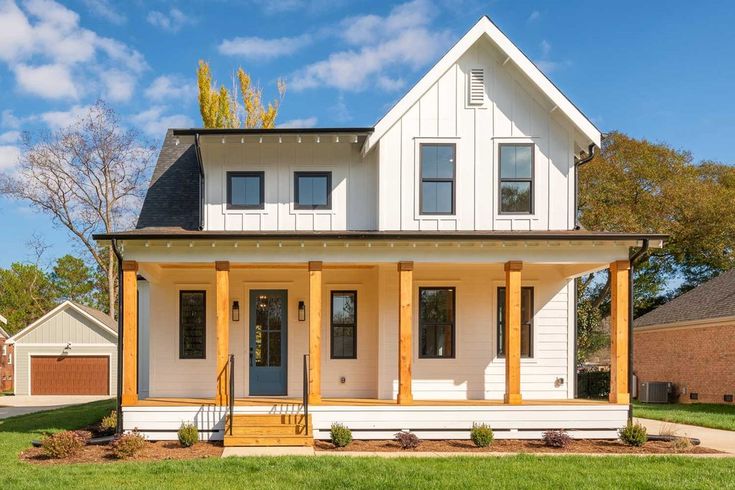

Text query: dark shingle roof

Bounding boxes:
[634,269,735,327]
[71,302,117,333]
[136,130,200,230]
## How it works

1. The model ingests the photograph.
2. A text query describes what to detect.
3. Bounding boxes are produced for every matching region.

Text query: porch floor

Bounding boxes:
[128,397,610,407]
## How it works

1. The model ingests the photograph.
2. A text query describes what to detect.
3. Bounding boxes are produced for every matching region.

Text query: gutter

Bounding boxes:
[111,238,124,435]
[573,143,597,230]
[194,133,205,231]
[628,238,650,422]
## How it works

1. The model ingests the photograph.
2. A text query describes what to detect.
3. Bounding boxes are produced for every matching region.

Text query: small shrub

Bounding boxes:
[470,423,494,447]
[178,423,199,447]
[618,422,648,447]
[330,423,352,448]
[111,430,146,459]
[41,430,86,459]
[671,436,693,453]
[658,422,678,437]
[394,431,420,449]
[99,410,117,435]
[542,429,572,448]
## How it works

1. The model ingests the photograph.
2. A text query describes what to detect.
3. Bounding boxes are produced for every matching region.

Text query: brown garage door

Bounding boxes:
[31,356,109,395]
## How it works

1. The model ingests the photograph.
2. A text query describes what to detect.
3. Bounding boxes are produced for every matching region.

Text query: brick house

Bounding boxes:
[0,315,13,393]
[634,270,735,404]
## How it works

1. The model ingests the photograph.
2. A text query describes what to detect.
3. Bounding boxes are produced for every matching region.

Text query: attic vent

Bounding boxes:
[468,68,485,106]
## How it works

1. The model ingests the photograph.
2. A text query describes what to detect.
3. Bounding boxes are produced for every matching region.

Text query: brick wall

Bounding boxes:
[634,323,734,404]
[0,337,13,393]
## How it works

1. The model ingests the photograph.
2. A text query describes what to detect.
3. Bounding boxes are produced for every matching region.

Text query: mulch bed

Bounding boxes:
[21,441,223,465]
[315,439,720,454]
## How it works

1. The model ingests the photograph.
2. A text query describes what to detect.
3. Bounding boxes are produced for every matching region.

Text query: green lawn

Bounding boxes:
[634,401,735,431]
[1,402,734,489]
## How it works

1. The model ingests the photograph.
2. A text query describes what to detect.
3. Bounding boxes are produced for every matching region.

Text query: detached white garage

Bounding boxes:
[7,301,118,396]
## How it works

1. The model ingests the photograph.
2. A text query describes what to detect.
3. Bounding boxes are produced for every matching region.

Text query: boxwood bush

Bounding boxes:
[330,423,352,448]
[470,423,494,447]
[178,423,199,447]
[619,422,648,447]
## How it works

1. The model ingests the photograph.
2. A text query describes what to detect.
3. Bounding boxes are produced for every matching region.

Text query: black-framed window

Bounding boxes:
[419,287,455,358]
[497,286,534,358]
[294,171,331,210]
[227,171,264,209]
[420,143,455,215]
[180,290,206,359]
[499,143,534,214]
[331,291,357,359]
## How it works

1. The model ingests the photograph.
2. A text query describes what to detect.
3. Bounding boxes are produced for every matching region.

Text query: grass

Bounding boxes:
[634,401,735,431]
[1,402,734,489]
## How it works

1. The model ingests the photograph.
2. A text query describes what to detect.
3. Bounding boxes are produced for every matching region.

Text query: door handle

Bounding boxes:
[249,347,254,366]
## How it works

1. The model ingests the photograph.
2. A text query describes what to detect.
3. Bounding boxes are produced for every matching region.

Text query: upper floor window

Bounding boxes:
[419,287,455,358]
[227,171,264,209]
[180,290,206,359]
[331,291,357,359]
[420,143,455,215]
[498,143,534,214]
[497,286,534,358]
[294,171,331,210]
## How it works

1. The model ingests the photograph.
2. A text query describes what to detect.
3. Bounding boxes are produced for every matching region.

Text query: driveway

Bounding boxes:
[636,417,735,454]
[0,395,112,419]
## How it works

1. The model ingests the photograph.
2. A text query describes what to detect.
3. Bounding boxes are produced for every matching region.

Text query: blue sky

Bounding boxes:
[1,0,734,268]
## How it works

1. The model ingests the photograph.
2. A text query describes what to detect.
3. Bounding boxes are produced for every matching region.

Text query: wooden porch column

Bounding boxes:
[121,260,138,406]
[215,261,230,406]
[609,260,630,404]
[504,261,523,405]
[308,261,322,404]
[397,261,413,404]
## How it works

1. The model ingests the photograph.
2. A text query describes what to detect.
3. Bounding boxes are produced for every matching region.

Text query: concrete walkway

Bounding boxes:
[636,417,735,454]
[0,395,111,419]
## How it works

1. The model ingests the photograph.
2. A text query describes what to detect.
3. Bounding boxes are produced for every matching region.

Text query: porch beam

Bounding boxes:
[609,260,630,404]
[308,261,322,404]
[504,260,522,405]
[121,260,138,406]
[215,261,230,406]
[398,261,413,404]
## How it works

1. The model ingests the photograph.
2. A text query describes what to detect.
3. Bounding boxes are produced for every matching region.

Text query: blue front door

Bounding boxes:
[249,290,288,395]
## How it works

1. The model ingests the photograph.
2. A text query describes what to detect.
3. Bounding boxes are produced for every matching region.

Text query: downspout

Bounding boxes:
[194,133,205,230]
[573,143,597,230]
[628,238,650,421]
[111,239,123,434]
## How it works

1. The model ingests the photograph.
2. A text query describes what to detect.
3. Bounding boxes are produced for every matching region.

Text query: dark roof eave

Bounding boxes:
[172,127,374,136]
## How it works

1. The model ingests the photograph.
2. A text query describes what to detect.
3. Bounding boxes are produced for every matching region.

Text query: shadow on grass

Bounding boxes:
[0,399,115,434]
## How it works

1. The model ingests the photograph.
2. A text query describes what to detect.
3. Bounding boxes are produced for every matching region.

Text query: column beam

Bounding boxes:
[121,260,138,406]
[215,261,230,406]
[610,260,631,404]
[308,261,322,404]
[398,261,413,404]
[504,260,522,405]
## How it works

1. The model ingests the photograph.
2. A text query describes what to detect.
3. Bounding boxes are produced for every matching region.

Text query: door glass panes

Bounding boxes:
[255,294,283,367]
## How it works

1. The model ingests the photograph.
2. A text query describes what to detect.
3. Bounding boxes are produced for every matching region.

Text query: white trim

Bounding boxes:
[363,16,601,155]
[634,315,735,333]
[7,301,118,344]
[27,351,114,396]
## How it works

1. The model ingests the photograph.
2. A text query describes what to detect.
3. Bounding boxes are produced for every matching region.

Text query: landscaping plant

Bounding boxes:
[394,431,420,449]
[671,437,693,453]
[542,429,572,448]
[99,410,117,435]
[470,423,494,447]
[330,423,353,448]
[41,430,86,459]
[177,423,199,448]
[618,422,648,447]
[112,431,146,459]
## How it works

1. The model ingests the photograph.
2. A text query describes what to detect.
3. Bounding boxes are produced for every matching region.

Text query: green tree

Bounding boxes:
[51,255,96,306]
[0,263,55,334]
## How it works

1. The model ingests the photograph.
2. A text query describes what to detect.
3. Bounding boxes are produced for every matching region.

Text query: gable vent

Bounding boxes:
[468,68,485,106]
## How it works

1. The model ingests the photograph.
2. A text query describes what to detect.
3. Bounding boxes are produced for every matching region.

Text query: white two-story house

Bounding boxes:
[95,17,664,446]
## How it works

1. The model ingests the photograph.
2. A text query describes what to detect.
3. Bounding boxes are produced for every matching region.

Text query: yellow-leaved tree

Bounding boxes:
[197,60,285,129]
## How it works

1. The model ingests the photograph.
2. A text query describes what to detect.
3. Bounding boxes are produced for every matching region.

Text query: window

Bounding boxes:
[180,290,206,359]
[498,143,534,214]
[420,144,455,214]
[331,291,357,359]
[227,171,264,209]
[419,287,455,358]
[497,286,534,358]
[294,171,331,210]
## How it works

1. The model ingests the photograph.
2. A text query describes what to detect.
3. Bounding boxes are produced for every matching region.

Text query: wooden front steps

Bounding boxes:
[224,414,313,447]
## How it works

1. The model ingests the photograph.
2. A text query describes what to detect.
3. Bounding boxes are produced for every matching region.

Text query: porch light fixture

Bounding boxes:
[232,301,240,322]
[298,301,306,321]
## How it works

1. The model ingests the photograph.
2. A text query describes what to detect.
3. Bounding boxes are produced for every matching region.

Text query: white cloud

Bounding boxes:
[131,106,194,137]
[376,76,405,92]
[40,104,92,129]
[527,10,541,22]
[146,8,192,33]
[14,63,78,99]
[0,130,21,143]
[534,40,571,74]
[277,116,318,129]
[218,34,310,60]
[101,69,135,102]
[82,0,126,25]
[0,145,22,170]
[540,40,551,57]
[290,0,452,92]
[144,75,197,100]
[0,1,35,62]
[2,110,22,128]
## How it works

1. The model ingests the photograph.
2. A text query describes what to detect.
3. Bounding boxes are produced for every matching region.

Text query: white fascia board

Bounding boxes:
[7,300,117,344]
[363,16,601,155]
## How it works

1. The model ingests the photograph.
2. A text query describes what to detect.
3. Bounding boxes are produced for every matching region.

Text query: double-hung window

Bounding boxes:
[294,171,331,210]
[331,291,357,359]
[498,143,534,214]
[497,286,534,358]
[419,287,455,358]
[420,143,455,215]
[180,290,206,359]
[227,171,264,209]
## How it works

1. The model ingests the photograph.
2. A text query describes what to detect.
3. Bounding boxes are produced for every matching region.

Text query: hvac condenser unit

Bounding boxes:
[639,382,671,403]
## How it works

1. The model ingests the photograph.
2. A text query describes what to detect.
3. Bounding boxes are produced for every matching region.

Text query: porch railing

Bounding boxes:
[302,354,309,435]
[228,354,235,435]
